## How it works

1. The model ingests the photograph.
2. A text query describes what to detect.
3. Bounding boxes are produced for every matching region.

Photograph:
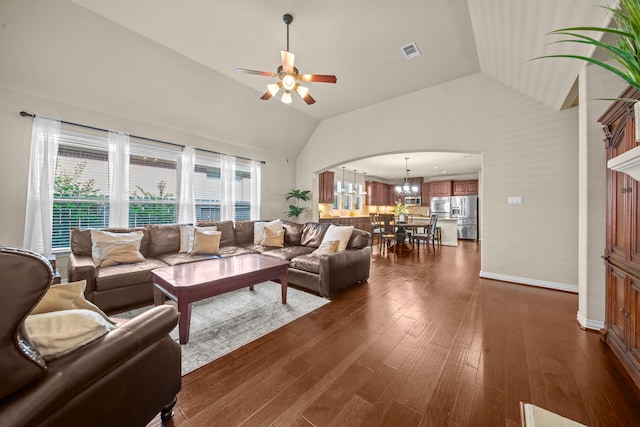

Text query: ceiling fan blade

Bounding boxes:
[260,90,274,100]
[281,50,295,73]
[301,92,316,105]
[235,68,277,77]
[299,74,337,84]
[295,83,315,105]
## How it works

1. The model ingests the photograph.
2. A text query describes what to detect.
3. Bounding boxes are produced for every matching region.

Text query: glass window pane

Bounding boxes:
[53,131,109,249]
[129,142,179,227]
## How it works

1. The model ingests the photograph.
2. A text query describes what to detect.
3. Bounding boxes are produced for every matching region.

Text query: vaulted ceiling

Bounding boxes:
[68,0,611,118]
[1,1,613,159]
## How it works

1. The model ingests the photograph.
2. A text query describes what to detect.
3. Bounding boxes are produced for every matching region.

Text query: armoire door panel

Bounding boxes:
[608,266,628,347]
[630,281,640,368]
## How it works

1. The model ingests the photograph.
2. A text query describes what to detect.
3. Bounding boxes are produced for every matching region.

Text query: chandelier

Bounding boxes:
[395,157,419,195]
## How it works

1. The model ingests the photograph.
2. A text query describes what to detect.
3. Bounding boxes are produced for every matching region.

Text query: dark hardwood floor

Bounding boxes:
[151,241,640,426]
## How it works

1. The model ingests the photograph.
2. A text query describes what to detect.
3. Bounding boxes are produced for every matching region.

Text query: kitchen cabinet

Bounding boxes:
[601,86,640,389]
[366,180,384,206]
[367,180,396,206]
[407,177,424,195]
[318,171,335,204]
[388,184,401,206]
[452,180,478,196]
[430,180,452,197]
[421,182,430,206]
[319,216,371,233]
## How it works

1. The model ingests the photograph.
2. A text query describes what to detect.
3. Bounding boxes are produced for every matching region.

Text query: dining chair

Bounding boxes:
[411,214,439,251]
[369,213,383,247]
[378,214,397,254]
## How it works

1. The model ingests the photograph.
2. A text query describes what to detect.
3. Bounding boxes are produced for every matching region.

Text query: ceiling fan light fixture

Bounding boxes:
[281,90,292,104]
[282,74,296,90]
[295,84,309,98]
[267,83,281,96]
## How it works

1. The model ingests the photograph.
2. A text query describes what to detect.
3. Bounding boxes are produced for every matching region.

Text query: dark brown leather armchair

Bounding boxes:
[0,246,181,427]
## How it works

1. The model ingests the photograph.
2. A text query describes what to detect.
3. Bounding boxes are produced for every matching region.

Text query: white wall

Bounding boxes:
[298,73,579,291]
[578,64,627,329]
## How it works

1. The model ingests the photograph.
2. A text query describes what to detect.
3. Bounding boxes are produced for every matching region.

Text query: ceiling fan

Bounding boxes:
[235,13,337,105]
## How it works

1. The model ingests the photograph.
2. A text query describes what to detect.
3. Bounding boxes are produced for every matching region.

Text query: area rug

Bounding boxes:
[116,281,329,375]
[521,403,587,427]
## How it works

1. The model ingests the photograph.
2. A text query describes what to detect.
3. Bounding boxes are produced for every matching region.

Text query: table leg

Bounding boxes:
[277,270,288,304]
[177,299,192,345]
[153,284,166,306]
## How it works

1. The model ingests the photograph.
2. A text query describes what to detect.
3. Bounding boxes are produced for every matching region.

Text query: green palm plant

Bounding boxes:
[537,0,640,94]
[284,189,311,219]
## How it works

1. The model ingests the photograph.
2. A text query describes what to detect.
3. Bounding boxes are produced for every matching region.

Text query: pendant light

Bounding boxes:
[395,157,419,195]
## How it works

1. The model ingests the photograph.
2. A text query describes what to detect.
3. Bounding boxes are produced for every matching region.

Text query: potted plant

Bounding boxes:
[395,201,409,222]
[285,189,311,220]
[537,0,640,94]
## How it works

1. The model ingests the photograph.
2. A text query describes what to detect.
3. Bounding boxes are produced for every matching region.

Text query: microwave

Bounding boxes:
[404,196,421,206]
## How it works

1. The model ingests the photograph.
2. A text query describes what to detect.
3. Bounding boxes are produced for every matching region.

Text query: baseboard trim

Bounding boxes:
[479,271,578,293]
[576,311,604,331]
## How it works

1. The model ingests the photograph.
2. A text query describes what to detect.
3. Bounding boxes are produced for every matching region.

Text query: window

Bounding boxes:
[342,194,352,211]
[53,131,109,249]
[354,196,363,211]
[50,128,260,250]
[128,141,180,227]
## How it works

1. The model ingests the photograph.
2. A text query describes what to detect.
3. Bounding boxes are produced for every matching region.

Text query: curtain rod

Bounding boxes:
[19,111,266,164]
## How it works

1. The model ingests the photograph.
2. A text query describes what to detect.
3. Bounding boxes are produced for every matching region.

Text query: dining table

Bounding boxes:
[390,222,427,252]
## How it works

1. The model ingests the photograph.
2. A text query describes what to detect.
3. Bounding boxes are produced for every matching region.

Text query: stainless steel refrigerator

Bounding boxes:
[450,195,478,240]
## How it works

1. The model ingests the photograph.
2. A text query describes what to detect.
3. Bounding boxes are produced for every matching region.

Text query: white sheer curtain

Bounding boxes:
[250,161,262,220]
[108,131,130,228]
[23,116,61,255]
[178,146,196,224]
[220,154,236,221]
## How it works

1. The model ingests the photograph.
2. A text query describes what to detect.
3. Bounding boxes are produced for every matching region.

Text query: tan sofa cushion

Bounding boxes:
[190,230,221,255]
[32,280,111,322]
[71,227,150,257]
[197,221,235,246]
[91,230,145,267]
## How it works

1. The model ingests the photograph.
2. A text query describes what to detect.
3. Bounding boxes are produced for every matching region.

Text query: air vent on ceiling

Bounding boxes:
[401,42,421,60]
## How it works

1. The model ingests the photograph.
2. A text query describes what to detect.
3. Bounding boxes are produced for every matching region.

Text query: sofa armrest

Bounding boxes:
[67,252,97,301]
[0,305,181,427]
[318,246,371,298]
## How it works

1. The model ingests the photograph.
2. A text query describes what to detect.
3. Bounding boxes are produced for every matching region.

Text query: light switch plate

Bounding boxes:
[508,196,523,205]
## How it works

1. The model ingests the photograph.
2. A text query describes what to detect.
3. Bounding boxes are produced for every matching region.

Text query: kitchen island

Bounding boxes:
[409,216,458,247]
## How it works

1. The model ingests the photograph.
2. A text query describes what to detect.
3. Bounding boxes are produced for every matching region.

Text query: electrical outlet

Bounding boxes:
[508,196,523,205]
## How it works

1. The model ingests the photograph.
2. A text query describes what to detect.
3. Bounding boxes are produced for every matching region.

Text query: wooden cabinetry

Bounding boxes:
[452,180,478,196]
[318,171,335,204]
[602,86,640,389]
[367,180,398,206]
[366,180,385,206]
[430,180,452,197]
[319,217,371,233]
[421,182,430,206]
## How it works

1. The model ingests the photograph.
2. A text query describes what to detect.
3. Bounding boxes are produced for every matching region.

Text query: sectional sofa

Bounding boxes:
[68,220,372,314]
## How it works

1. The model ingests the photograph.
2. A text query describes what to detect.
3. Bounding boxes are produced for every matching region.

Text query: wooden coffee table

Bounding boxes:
[151,254,289,344]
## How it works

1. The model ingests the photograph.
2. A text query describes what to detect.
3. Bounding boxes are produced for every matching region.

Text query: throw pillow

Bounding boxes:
[179,225,217,253]
[190,229,222,255]
[311,240,340,257]
[261,227,285,247]
[25,309,116,360]
[253,220,282,245]
[321,224,354,252]
[31,279,112,323]
[91,230,145,267]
